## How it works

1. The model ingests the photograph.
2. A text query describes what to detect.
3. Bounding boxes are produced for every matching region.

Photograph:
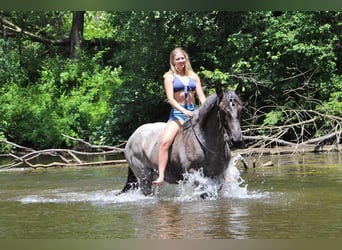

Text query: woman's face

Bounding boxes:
[173,51,186,72]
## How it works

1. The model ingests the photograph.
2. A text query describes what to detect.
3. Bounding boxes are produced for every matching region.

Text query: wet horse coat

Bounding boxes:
[121,85,243,195]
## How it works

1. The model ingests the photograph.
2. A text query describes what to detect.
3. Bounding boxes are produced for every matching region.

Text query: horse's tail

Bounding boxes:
[117,167,139,195]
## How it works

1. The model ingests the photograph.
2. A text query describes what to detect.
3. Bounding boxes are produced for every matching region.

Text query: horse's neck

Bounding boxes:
[193,106,224,150]
[202,107,221,136]
[181,95,225,149]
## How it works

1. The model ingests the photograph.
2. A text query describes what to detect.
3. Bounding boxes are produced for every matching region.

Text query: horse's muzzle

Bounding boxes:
[230,137,245,149]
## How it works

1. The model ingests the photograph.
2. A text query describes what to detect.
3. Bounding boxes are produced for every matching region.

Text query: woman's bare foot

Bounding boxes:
[152,177,164,185]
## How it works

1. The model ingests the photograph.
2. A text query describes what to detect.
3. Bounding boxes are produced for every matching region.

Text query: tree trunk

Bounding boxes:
[69,11,85,59]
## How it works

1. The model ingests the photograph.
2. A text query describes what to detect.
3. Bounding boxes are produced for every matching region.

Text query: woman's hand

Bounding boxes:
[183,109,193,118]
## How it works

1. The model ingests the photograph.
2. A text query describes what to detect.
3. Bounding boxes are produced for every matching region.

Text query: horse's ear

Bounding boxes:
[235,83,243,97]
[215,82,223,102]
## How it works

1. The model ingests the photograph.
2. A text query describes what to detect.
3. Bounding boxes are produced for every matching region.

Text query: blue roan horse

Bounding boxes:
[120,84,244,196]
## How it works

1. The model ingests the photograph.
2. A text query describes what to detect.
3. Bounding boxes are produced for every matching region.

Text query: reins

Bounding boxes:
[217,111,231,158]
[188,109,230,158]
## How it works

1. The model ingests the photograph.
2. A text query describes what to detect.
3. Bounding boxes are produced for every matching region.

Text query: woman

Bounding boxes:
[153,47,206,185]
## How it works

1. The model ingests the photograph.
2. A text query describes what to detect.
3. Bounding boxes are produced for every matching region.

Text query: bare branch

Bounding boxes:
[61,133,125,151]
[1,139,34,152]
[0,16,69,45]
[241,105,341,156]
[0,139,125,169]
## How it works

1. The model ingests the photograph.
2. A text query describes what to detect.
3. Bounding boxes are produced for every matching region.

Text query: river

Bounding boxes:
[0,152,341,239]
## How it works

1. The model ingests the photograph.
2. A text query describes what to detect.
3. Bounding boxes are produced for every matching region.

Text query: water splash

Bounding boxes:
[17,154,267,204]
[222,154,269,199]
[18,188,154,205]
[176,168,221,201]
[220,154,249,198]
[175,154,266,201]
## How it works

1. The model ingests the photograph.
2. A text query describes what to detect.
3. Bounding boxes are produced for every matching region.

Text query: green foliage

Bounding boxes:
[0,49,123,149]
[0,81,65,148]
[228,11,339,103]
[317,75,342,117]
[83,11,115,39]
[263,111,284,126]
[58,64,123,145]
[199,68,230,84]
[0,131,13,154]
[0,11,341,149]
[223,11,341,141]
[109,74,168,143]
[109,11,240,83]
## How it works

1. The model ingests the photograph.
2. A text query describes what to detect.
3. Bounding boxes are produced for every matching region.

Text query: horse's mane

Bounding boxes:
[182,89,242,131]
[182,93,217,130]
[198,93,218,119]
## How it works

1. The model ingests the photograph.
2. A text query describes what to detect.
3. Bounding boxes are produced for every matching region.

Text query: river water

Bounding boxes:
[0,152,341,239]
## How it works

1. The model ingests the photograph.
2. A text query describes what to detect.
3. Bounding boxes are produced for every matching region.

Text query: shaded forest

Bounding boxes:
[0,11,341,157]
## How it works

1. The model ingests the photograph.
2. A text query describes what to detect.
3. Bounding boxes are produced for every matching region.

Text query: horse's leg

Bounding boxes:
[118,167,138,195]
[127,157,155,196]
[139,167,154,196]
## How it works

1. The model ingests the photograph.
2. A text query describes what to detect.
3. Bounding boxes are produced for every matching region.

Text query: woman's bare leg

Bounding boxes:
[153,120,181,185]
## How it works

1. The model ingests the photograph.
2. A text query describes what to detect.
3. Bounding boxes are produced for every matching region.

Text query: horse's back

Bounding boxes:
[126,122,166,146]
[124,122,166,168]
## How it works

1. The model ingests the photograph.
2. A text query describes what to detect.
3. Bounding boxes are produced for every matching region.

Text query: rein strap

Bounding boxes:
[189,111,230,158]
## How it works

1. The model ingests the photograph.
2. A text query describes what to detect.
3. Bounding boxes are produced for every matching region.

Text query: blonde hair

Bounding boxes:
[163,47,195,78]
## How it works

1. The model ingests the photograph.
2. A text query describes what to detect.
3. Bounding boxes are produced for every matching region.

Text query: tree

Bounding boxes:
[225,11,341,144]
[0,11,122,149]
[69,11,85,59]
[0,11,340,152]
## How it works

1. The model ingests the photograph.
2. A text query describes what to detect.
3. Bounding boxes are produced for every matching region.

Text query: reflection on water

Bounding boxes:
[0,152,341,239]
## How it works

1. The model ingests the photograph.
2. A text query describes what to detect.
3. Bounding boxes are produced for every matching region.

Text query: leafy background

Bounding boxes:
[0,11,341,152]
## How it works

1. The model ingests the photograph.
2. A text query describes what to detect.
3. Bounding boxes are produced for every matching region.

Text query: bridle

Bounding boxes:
[217,109,232,158]
[188,106,231,158]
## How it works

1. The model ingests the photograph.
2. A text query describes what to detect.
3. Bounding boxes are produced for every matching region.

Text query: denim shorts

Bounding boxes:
[168,103,195,122]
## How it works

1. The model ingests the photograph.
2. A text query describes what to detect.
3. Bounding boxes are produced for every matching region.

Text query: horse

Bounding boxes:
[120,84,244,196]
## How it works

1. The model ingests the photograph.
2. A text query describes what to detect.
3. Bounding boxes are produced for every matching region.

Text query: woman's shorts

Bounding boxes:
[168,103,195,122]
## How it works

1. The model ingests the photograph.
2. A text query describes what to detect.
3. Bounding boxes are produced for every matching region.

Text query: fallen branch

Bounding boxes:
[61,133,125,151]
[1,123,341,170]
[236,144,340,158]
[243,135,297,147]
[2,140,34,152]
[238,131,341,159]
[243,131,341,147]
[23,159,127,169]
[300,131,341,145]
[0,139,125,169]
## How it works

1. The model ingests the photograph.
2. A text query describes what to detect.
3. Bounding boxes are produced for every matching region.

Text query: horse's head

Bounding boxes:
[215,83,244,148]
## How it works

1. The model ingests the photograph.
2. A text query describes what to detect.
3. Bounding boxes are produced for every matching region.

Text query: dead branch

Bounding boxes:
[236,144,340,158]
[0,138,125,169]
[243,131,340,148]
[23,159,127,169]
[243,135,297,147]
[61,133,125,151]
[2,140,34,152]
[241,105,341,158]
[0,16,69,45]
[237,86,342,160]
[1,106,340,170]
[300,131,341,145]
